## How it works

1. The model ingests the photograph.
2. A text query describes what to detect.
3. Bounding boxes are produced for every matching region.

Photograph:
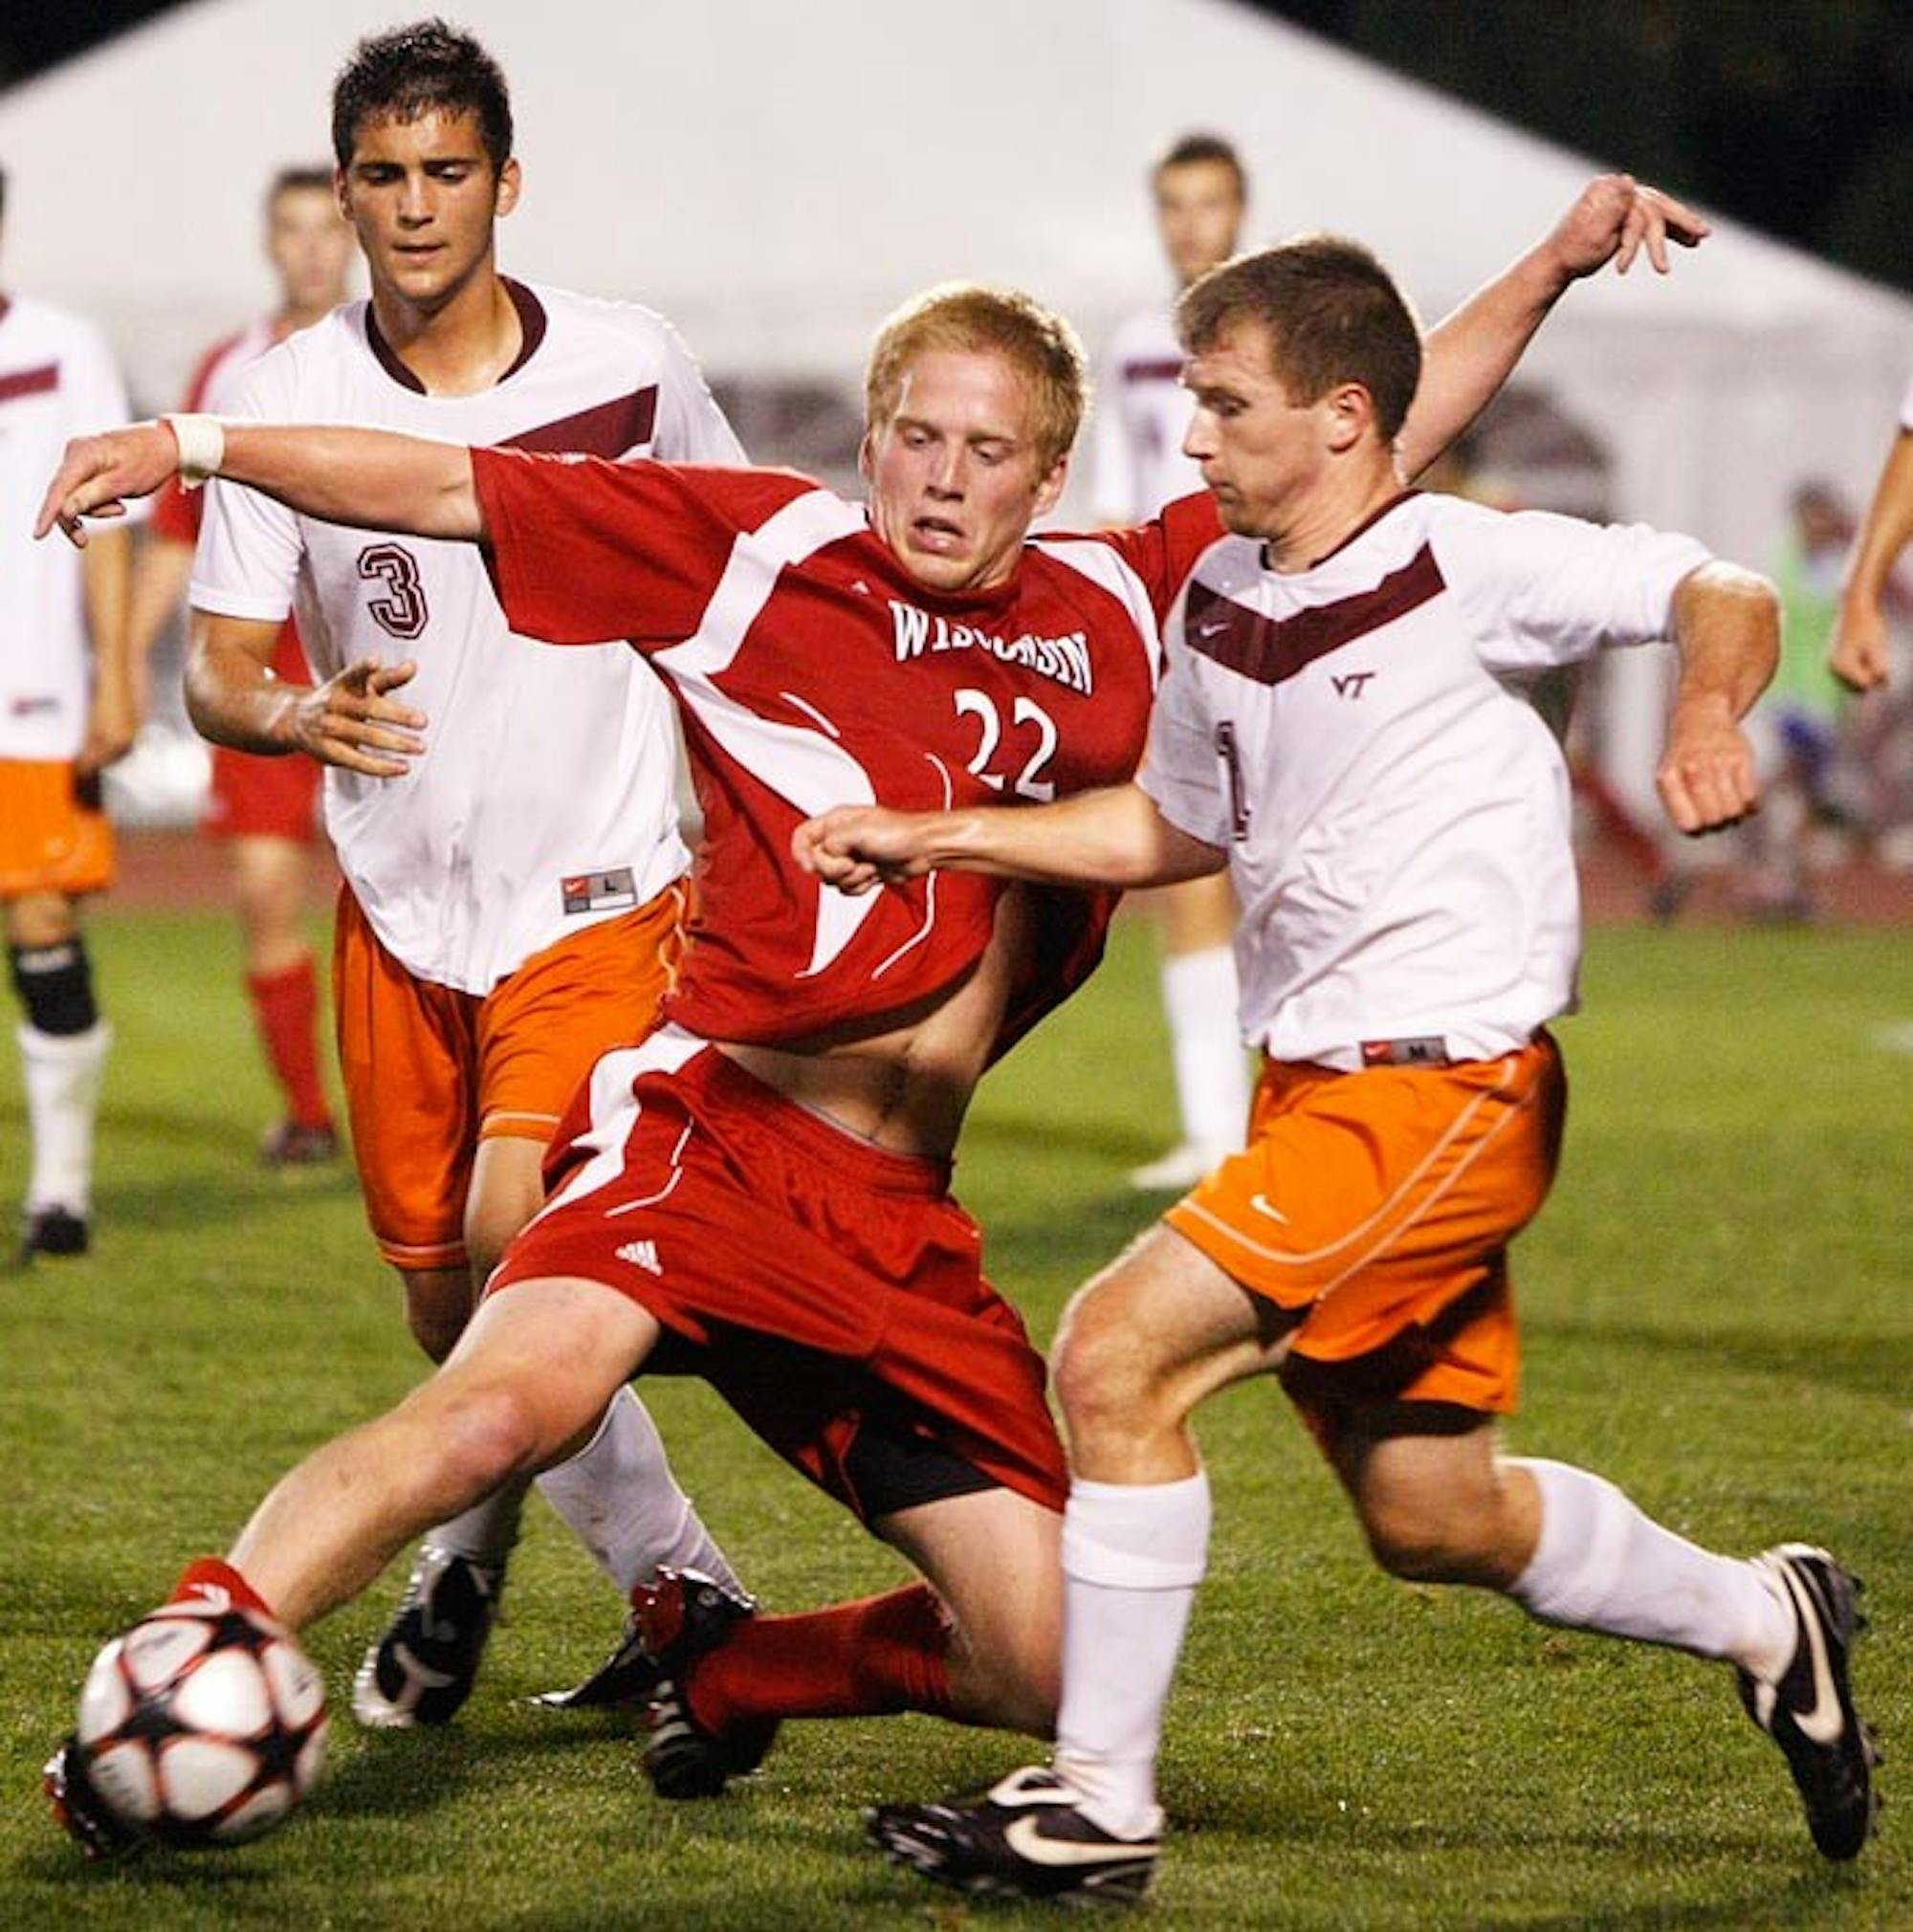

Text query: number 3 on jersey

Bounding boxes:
[359,543,429,641]
[956,689,1058,801]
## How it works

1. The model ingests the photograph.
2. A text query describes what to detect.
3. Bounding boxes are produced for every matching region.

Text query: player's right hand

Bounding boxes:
[35,423,181,548]
[292,657,429,777]
[792,805,933,894]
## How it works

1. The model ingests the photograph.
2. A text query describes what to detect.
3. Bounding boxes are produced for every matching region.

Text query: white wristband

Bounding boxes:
[165,413,226,490]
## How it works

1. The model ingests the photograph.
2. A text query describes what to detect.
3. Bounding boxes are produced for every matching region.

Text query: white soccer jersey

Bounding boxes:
[191,280,743,993]
[1091,305,1202,524]
[1140,491,1709,1065]
[0,296,138,761]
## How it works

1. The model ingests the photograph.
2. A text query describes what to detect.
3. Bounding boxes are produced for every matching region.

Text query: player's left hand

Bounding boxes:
[793,806,934,895]
[36,423,182,548]
[1550,173,1710,281]
[1657,703,1759,834]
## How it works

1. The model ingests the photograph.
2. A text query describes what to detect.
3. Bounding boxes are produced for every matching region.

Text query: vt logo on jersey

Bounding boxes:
[1332,671,1375,699]
[1184,545,1442,688]
[890,602,1094,695]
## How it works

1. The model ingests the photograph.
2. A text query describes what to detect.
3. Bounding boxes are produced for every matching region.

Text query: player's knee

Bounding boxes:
[1052,1297,1171,1443]
[9,936,100,1036]
[423,1378,549,1502]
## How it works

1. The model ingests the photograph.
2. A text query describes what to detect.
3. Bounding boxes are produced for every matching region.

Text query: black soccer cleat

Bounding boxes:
[19,1204,88,1262]
[44,1737,145,1861]
[633,1568,779,1799]
[1737,1544,1880,1860]
[869,1766,1159,1906]
[351,1547,503,1729]
[259,1119,341,1169]
[532,1613,662,1711]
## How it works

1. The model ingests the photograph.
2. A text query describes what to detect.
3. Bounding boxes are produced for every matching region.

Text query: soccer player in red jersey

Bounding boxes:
[130,166,354,1168]
[39,177,1706,1846]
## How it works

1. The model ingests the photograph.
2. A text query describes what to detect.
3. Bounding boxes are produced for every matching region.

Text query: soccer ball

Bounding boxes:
[73,1598,328,1849]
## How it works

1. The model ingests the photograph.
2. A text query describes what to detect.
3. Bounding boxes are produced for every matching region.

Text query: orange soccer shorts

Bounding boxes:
[0,760,115,901]
[1166,1033,1567,1450]
[333,878,687,1271]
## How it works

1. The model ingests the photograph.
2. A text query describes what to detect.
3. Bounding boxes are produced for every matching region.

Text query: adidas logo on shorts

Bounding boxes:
[616,1240,663,1276]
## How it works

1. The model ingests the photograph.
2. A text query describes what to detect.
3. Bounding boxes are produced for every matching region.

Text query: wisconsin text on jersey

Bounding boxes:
[889,602,1094,695]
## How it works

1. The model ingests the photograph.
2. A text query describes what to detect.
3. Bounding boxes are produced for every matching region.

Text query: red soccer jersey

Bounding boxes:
[473,450,1222,1052]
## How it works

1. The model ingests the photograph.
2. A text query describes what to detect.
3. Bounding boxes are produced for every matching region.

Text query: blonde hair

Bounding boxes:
[865,283,1088,473]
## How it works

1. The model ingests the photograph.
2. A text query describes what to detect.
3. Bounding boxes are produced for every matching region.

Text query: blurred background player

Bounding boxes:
[0,164,138,1261]
[1737,480,1860,920]
[181,23,742,1728]
[1830,373,1913,694]
[1093,134,1252,1190]
[128,166,354,1165]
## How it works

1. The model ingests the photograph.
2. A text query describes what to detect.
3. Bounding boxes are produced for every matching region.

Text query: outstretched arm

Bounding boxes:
[1655,561,1778,835]
[38,419,481,550]
[1830,422,1913,692]
[795,782,1226,895]
[1399,174,1709,478]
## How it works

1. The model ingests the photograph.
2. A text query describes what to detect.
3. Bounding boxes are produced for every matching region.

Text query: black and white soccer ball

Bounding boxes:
[73,1598,328,1849]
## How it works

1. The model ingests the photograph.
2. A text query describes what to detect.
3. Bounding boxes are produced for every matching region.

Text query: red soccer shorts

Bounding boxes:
[334,879,686,1272]
[201,744,323,844]
[489,1030,1069,1521]
[0,760,115,900]
[1166,1034,1567,1452]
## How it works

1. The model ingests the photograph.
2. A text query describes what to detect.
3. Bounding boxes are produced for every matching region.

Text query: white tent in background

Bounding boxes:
[5,0,1908,806]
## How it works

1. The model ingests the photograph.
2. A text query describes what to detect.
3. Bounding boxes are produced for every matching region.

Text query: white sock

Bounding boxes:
[19,1020,111,1214]
[1507,1458,1793,1680]
[1161,948,1249,1158]
[429,1478,527,1571]
[534,1385,740,1597]
[1053,1471,1212,1840]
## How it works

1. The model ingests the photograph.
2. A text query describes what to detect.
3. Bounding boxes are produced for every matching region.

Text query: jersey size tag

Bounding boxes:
[561,867,639,915]
[1360,1036,1448,1067]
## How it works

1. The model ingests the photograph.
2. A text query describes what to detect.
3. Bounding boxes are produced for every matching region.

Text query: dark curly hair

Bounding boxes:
[331,19,513,172]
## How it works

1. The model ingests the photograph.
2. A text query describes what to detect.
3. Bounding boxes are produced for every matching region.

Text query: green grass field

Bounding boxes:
[1,908,1906,1928]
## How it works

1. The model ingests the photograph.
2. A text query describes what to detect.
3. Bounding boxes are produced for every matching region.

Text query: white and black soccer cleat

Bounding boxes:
[532,1613,661,1711]
[44,1737,144,1861]
[351,1547,502,1729]
[1737,1544,1880,1860]
[634,1568,779,1799]
[869,1765,1159,1906]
